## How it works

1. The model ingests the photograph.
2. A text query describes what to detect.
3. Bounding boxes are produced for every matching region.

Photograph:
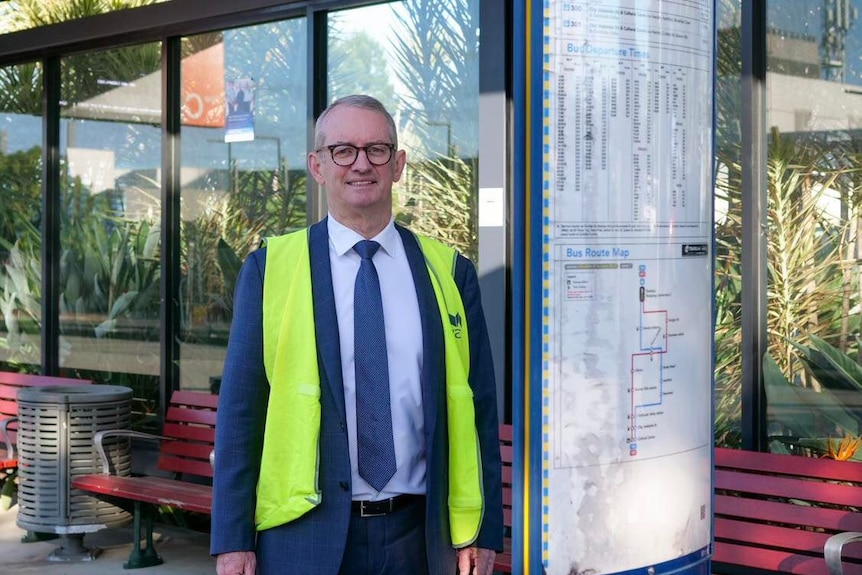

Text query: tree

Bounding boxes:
[328,30,395,105]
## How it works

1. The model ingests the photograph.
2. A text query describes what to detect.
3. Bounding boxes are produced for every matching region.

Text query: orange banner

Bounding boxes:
[181,43,225,128]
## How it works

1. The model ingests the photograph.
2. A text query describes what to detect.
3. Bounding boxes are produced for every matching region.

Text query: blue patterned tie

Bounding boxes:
[353,240,397,491]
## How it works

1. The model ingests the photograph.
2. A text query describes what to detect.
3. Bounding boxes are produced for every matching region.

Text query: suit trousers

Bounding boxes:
[338,496,428,575]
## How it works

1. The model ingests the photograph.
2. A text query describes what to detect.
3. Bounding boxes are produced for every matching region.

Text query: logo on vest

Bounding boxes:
[449,312,462,338]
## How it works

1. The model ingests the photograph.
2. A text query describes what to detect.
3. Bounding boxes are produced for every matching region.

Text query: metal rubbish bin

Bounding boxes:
[16,384,133,559]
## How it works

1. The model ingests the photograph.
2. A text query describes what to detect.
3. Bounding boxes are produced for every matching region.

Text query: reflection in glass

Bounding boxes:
[0,62,44,372]
[59,44,162,429]
[179,21,307,392]
[329,0,480,263]
[761,0,862,456]
[714,0,743,448]
[0,0,171,35]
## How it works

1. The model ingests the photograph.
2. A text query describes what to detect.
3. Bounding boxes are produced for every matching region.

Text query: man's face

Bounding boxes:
[308,106,406,221]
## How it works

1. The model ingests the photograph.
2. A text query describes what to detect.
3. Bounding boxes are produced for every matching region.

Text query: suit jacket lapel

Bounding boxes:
[309,218,346,421]
[396,225,444,453]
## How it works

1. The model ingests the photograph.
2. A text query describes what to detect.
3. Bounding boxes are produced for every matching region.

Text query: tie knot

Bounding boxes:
[354,240,380,260]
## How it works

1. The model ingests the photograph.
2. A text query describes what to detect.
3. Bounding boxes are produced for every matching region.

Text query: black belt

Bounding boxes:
[351,494,424,517]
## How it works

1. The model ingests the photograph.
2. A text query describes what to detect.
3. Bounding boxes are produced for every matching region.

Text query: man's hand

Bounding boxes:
[456,547,496,575]
[216,551,256,575]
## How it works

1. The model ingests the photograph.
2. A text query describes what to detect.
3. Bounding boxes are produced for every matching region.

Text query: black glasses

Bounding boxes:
[317,143,395,167]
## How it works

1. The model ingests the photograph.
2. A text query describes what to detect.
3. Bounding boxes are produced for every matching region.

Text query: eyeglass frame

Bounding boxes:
[315,143,396,167]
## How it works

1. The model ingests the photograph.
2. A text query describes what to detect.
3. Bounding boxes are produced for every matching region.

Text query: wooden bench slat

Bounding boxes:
[71,474,212,514]
[161,422,215,443]
[157,457,214,478]
[0,397,18,411]
[716,447,862,483]
[0,372,89,387]
[170,390,220,409]
[716,516,830,552]
[502,485,512,503]
[159,440,214,460]
[716,468,862,508]
[165,406,217,427]
[716,493,862,533]
[713,541,831,575]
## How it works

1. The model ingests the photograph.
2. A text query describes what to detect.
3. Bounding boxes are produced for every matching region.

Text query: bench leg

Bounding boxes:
[123,501,163,569]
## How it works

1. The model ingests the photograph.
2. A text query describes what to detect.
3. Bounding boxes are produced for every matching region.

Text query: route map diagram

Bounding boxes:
[629,265,672,458]
[552,244,707,469]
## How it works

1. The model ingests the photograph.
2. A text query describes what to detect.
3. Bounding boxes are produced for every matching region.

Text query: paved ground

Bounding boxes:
[0,505,215,575]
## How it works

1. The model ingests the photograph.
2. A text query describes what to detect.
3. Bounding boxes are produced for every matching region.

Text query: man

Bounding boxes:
[211,94,503,575]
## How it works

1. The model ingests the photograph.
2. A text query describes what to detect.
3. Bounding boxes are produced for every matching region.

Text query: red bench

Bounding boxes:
[0,371,92,473]
[496,423,513,573]
[714,446,862,575]
[71,390,217,569]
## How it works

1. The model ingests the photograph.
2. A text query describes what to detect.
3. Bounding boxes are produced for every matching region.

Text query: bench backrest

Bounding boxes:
[0,371,92,448]
[496,423,514,574]
[500,423,513,529]
[714,446,862,570]
[157,390,218,479]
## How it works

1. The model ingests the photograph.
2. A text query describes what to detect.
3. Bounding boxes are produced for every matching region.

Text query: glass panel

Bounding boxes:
[0,62,43,372]
[764,1,862,458]
[714,0,743,448]
[0,1,172,34]
[179,21,308,393]
[328,0,480,263]
[59,43,162,429]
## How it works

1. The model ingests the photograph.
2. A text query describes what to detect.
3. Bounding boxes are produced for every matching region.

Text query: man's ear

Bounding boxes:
[307,151,327,185]
[392,149,407,183]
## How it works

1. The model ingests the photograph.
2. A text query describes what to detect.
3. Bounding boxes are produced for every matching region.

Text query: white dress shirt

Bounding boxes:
[327,215,426,500]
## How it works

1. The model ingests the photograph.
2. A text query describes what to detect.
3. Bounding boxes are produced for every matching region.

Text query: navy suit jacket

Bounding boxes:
[211,218,503,574]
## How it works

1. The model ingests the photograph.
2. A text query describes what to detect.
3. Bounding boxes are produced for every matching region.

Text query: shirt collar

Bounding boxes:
[327,214,399,259]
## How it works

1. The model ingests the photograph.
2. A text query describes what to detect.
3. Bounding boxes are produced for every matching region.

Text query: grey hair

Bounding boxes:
[314,95,398,150]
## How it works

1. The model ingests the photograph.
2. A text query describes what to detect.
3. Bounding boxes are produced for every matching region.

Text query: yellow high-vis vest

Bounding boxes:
[257,228,484,547]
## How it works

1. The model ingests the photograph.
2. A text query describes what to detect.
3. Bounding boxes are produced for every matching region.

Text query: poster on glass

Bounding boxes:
[225,77,255,143]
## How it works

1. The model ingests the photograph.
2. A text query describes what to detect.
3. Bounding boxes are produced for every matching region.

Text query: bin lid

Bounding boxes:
[17,384,133,404]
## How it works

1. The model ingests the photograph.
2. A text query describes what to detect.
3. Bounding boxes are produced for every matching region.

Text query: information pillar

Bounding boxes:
[538,2,714,574]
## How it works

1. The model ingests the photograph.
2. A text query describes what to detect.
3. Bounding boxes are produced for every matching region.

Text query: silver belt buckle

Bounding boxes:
[359,499,390,518]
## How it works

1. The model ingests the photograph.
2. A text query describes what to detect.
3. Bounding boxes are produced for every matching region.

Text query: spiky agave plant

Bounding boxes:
[713,127,862,447]
[398,155,477,263]
[714,154,743,447]
[765,128,859,385]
